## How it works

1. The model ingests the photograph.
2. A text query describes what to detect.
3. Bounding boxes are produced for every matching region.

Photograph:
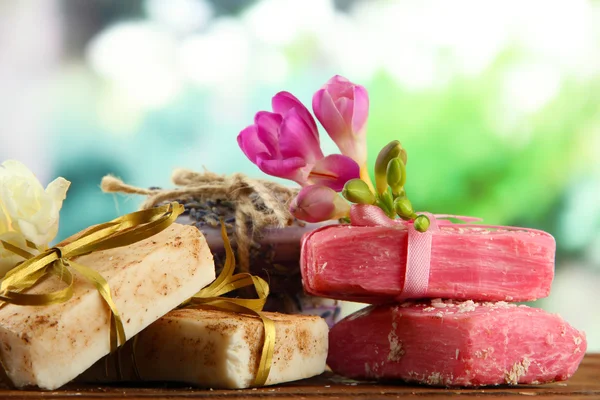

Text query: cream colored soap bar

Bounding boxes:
[81,308,329,388]
[0,224,215,390]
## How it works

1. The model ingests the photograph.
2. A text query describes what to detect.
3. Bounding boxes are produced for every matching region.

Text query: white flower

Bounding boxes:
[0,160,70,249]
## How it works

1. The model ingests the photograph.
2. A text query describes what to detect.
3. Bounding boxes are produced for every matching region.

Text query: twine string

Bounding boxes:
[101,170,297,272]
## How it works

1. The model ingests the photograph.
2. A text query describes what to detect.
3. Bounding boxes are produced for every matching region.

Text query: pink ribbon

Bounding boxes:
[349,204,482,300]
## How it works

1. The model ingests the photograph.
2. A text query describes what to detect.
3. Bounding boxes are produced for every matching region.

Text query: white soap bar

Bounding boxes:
[0,223,215,390]
[81,308,329,388]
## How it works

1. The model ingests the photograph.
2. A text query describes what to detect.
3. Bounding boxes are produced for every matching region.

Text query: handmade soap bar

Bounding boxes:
[328,300,586,386]
[302,224,555,302]
[0,224,215,390]
[79,308,329,388]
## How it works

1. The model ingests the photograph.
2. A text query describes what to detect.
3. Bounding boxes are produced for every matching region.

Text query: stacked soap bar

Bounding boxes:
[0,224,215,390]
[328,300,586,386]
[301,224,555,303]
[79,308,329,388]
[302,220,587,386]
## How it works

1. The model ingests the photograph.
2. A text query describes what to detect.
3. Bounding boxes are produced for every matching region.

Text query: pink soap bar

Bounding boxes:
[328,300,586,386]
[301,224,555,302]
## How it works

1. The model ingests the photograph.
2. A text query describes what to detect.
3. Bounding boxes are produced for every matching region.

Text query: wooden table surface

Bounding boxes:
[2,354,598,400]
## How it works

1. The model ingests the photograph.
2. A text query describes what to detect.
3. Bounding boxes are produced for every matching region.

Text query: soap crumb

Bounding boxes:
[431,299,449,308]
[426,372,444,385]
[504,357,531,385]
[474,347,494,359]
[387,317,405,362]
[457,300,477,313]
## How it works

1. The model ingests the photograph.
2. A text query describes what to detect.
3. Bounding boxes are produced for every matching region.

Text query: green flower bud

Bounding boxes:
[342,179,376,205]
[376,190,395,218]
[414,215,430,232]
[394,196,414,219]
[386,157,406,195]
[394,187,406,199]
[375,140,403,194]
[399,148,408,166]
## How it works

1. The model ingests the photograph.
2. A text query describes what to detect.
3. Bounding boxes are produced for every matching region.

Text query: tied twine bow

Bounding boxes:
[100,170,297,272]
[0,202,184,355]
[350,204,482,299]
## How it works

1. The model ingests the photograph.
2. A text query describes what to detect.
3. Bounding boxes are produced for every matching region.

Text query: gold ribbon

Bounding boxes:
[0,202,184,354]
[180,222,276,387]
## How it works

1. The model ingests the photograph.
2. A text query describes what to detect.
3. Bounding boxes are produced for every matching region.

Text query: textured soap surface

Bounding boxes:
[302,224,555,302]
[79,308,329,389]
[328,300,586,386]
[0,223,215,390]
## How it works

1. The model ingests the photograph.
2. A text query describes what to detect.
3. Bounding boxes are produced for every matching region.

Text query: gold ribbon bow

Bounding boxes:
[0,202,183,353]
[180,222,276,387]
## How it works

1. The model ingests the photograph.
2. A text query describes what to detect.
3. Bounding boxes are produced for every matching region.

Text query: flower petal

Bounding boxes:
[308,154,360,192]
[323,75,352,99]
[257,156,308,185]
[334,96,354,127]
[0,160,39,181]
[289,185,337,223]
[0,201,9,233]
[351,84,369,135]
[272,91,319,141]
[254,111,282,158]
[312,88,349,142]
[237,125,270,164]
[278,108,324,163]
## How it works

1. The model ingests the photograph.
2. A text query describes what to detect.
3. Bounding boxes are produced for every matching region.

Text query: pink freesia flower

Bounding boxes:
[238,91,360,189]
[238,91,323,186]
[312,75,369,169]
[289,185,350,223]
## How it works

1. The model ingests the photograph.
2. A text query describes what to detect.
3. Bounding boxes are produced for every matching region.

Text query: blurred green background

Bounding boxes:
[0,0,598,350]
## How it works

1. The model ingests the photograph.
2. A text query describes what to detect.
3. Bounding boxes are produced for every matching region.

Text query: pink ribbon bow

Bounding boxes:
[349,204,482,300]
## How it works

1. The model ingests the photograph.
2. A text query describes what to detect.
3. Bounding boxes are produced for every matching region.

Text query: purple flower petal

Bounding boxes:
[237,125,269,164]
[257,156,308,185]
[272,91,319,141]
[351,84,369,135]
[289,185,337,223]
[254,111,282,158]
[312,88,349,142]
[323,75,353,98]
[308,154,360,192]
[290,184,351,222]
[279,108,324,163]
[334,96,354,127]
